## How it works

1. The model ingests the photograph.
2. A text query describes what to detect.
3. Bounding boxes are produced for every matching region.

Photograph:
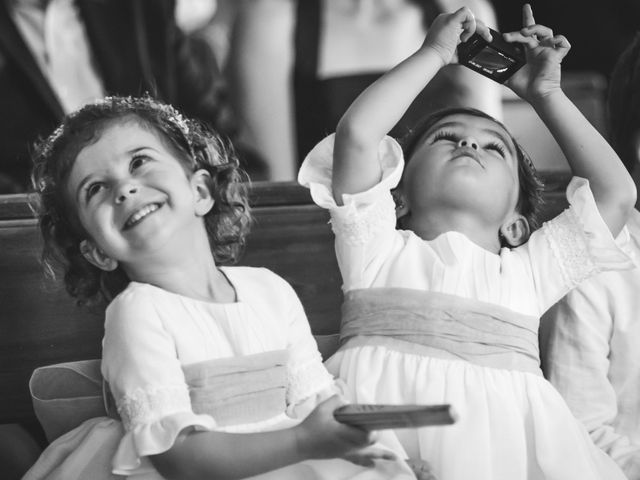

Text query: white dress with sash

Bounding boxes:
[298,134,634,480]
[23,267,415,479]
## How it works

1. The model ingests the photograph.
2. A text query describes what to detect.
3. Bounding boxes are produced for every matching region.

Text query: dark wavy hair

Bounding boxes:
[398,107,545,238]
[32,96,252,306]
[608,32,640,174]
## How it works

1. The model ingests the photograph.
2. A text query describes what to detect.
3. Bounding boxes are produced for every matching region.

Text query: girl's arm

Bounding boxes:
[332,7,491,204]
[504,5,636,236]
[531,93,635,236]
[151,425,304,480]
[151,395,386,480]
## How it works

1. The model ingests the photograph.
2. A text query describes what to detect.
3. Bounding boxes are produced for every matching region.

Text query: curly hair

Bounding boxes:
[398,107,545,236]
[608,32,640,174]
[32,96,252,306]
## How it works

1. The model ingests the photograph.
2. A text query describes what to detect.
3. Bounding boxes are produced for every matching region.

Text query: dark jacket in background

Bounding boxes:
[0,0,239,193]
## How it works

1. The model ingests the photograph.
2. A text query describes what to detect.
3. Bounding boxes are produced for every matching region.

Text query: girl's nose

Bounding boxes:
[457,138,479,150]
[115,184,138,204]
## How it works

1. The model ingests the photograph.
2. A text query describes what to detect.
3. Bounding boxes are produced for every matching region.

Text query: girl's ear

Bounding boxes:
[500,214,530,247]
[191,169,215,216]
[392,187,410,220]
[79,240,118,272]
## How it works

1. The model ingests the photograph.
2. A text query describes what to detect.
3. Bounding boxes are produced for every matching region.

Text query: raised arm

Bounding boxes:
[332,7,492,204]
[504,5,636,236]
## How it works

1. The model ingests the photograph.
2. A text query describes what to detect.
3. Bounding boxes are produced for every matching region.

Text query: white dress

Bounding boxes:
[298,134,635,480]
[543,209,640,478]
[24,266,415,480]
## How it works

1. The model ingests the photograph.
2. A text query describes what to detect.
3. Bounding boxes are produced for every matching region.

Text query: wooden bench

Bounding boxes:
[0,176,570,430]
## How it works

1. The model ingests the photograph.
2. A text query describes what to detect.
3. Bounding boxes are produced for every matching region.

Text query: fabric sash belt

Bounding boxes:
[340,288,542,375]
[183,349,289,427]
[31,350,289,441]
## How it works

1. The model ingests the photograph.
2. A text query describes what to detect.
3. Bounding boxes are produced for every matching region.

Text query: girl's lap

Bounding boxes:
[328,344,626,480]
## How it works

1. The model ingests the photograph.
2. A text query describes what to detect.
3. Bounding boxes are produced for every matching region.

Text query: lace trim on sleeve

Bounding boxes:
[287,357,334,406]
[117,384,192,431]
[330,195,397,247]
[543,208,599,288]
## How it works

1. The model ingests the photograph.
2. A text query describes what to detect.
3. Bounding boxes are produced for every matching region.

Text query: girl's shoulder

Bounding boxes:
[105,282,167,324]
[221,266,303,316]
[103,283,172,341]
[107,281,157,308]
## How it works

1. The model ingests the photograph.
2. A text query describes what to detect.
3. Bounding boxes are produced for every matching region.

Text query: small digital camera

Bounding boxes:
[457,27,526,83]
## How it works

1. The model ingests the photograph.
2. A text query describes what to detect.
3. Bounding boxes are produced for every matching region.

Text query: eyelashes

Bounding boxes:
[485,141,506,157]
[432,131,457,142]
[85,182,103,201]
[431,131,507,158]
[130,153,150,170]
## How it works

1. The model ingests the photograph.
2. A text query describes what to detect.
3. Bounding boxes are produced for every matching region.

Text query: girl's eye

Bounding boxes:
[130,154,150,171]
[485,142,506,157]
[432,131,457,143]
[86,182,104,200]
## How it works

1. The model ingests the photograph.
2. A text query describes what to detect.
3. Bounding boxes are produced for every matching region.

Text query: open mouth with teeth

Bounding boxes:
[123,203,163,230]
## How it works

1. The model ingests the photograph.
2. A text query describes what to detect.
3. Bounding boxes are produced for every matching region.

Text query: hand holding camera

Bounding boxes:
[421,6,492,68]
[456,3,570,103]
[456,4,570,100]
[501,4,571,103]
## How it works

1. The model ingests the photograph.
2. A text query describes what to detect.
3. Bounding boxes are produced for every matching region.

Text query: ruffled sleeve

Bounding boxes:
[298,134,407,291]
[298,133,404,211]
[523,177,636,311]
[102,286,216,475]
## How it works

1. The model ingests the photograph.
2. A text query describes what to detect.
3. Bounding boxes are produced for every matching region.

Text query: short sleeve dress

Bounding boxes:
[298,134,634,480]
[24,266,416,480]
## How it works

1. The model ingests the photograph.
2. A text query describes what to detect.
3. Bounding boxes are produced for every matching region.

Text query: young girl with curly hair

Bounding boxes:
[23,96,418,480]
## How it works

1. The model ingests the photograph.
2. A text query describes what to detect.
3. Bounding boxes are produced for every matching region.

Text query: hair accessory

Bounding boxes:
[40,124,66,162]
[101,95,191,136]
[157,102,190,136]
[42,96,193,161]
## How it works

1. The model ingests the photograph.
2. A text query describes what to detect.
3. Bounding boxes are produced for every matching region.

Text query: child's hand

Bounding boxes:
[503,4,571,103]
[423,7,492,66]
[295,395,392,463]
[343,445,398,468]
[406,457,439,480]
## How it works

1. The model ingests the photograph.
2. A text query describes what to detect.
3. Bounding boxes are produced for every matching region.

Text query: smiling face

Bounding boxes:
[66,120,212,270]
[402,112,521,227]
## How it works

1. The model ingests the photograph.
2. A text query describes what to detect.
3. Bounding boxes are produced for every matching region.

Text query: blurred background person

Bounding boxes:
[0,0,264,194]
[541,33,640,480]
[227,0,501,181]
